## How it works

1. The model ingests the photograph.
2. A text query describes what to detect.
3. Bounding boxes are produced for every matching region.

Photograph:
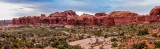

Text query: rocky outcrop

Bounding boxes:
[135,15,150,24]
[150,6,160,16]
[12,6,160,26]
[95,12,106,17]
[108,11,138,17]
[107,11,138,26]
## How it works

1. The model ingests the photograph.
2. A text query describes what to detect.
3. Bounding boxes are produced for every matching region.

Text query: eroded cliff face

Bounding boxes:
[12,6,160,26]
[107,11,138,26]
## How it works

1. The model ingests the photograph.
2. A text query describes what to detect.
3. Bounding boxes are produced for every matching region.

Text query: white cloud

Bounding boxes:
[76,11,94,16]
[0,0,160,20]
[0,2,43,20]
[109,0,160,14]
[0,2,20,20]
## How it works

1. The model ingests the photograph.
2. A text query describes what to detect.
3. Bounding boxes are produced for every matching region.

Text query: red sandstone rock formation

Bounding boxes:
[108,11,138,26]
[64,10,77,16]
[135,15,150,24]
[12,6,160,26]
[108,11,138,17]
[95,12,106,17]
[79,14,95,25]
[64,10,78,25]
[150,6,160,16]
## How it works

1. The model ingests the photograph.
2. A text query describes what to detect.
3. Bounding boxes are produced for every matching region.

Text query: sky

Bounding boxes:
[0,0,160,20]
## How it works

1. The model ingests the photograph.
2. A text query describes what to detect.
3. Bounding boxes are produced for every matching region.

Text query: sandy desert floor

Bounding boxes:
[69,36,114,49]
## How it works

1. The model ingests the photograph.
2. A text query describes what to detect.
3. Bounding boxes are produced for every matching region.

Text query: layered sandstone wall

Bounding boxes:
[12,6,160,26]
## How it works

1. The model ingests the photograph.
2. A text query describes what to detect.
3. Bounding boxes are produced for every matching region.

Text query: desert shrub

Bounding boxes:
[144,47,152,49]
[56,41,69,49]
[50,39,69,48]
[25,42,34,48]
[16,40,24,48]
[94,31,103,37]
[79,35,84,40]
[34,43,46,48]
[111,38,118,42]
[0,34,9,38]
[152,33,157,37]
[0,43,2,48]
[112,43,118,47]
[119,32,124,36]
[118,27,122,30]
[69,45,82,49]
[155,41,160,48]
[99,45,104,49]
[12,44,19,49]
[50,41,59,47]
[132,42,147,49]
[104,33,108,38]
[87,35,91,38]
[149,42,152,44]
[57,45,65,49]
[60,41,69,48]
[70,29,76,33]
[138,29,149,36]
[4,44,11,49]
[118,45,125,49]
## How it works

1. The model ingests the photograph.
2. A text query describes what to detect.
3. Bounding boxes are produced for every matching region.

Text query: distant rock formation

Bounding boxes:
[95,12,106,16]
[12,6,160,26]
[0,20,12,25]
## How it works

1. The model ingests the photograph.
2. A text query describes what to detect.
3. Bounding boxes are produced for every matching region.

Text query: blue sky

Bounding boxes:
[0,0,160,20]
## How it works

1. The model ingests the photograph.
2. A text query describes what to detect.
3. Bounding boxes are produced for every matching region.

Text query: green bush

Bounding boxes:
[104,34,108,38]
[69,45,82,49]
[60,41,69,48]
[79,35,84,40]
[70,29,76,33]
[93,30,103,37]
[155,41,160,48]
[132,42,147,49]
[111,38,118,42]
[50,41,59,47]
[112,43,118,47]
[34,43,46,48]
[118,46,125,49]
[152,33,157,37]
[12,44,19,49]
[57,45,65,49]
[25,42,34,48]
[138,29,149,36]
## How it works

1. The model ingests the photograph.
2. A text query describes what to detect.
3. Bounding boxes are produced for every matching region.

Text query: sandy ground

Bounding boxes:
[69,37,113,49]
